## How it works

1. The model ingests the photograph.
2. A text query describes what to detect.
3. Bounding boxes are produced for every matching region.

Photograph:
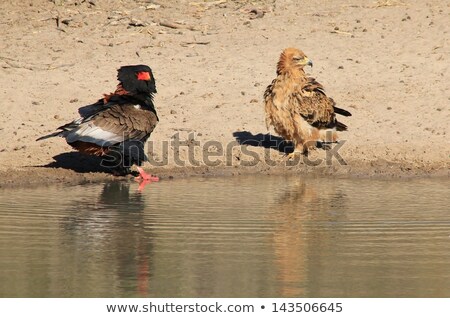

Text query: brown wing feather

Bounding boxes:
[93,104,158,141]
[263,79,277,130]
[292,77,336,129]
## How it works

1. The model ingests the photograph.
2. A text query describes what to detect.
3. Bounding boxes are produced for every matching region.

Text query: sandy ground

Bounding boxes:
[0,0,448,186]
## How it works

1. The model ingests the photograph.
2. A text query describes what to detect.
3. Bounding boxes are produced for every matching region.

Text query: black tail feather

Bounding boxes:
[333,106,352,117]
[36,131,62,141]
[336,121,348,131]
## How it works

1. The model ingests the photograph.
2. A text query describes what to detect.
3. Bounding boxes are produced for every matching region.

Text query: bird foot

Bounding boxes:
[135,167,159,182]
[134,167,159,191]
[317,141,333,150]
[135,167,159,184]
[136,179,151,192]
[284,150,304,160]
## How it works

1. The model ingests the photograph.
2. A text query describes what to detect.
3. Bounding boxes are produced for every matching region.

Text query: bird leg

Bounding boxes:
[286,139,320,159]
[285,150,303,160]
[317,141,333,150]
[318,129,338,150]
[135,167,159,182]
[285,143,307,160]
[134,167,159,191]
[137,179,151,192]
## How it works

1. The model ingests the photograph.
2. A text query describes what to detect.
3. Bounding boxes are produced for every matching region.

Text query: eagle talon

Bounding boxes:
[317,141,333,150]
[136,167,159,182]
[285,151,304,160]
[135,169,159,191]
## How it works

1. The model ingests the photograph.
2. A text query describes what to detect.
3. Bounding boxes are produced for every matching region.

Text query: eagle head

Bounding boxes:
[277,48,313,75]
[117,64,157,96]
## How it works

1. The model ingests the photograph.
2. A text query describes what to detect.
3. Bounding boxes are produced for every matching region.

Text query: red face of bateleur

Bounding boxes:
[137,71,151,81]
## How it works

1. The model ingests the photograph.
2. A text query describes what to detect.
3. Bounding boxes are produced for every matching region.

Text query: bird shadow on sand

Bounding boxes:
[38,152,110,173]
[232,131,294,154]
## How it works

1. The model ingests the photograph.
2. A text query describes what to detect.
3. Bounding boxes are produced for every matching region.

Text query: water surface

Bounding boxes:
[0,175,449,297]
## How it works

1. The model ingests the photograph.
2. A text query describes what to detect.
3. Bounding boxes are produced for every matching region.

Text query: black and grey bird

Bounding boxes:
[37,65,160,181]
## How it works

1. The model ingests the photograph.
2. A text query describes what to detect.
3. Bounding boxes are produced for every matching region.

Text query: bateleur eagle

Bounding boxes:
[37,65,159,182]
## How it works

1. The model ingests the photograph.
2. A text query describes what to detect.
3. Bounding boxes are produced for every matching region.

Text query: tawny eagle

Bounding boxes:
[264,48,351,158]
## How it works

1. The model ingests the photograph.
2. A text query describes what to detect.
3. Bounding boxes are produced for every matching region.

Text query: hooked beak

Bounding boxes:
[297,57,313,68]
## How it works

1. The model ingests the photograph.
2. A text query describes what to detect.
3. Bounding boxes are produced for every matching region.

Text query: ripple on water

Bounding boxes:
[0,176,449,297]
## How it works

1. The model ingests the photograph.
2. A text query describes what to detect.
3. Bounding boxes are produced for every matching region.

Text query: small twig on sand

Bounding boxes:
[158,20,198,31]
[374,0,406,7]
[0,56,75,71]
[47,63,75,70]
[189,0,226,8]
[304,10,341,17]
[330,30,353,36]
[180,41,210,47]
[159,20,183,29]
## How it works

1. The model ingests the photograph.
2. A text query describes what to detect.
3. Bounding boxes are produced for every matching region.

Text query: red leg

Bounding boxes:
[136,167,159,182]
[137,179,150,192]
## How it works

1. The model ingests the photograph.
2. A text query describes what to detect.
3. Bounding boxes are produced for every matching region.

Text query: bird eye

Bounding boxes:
[293,57,302,61]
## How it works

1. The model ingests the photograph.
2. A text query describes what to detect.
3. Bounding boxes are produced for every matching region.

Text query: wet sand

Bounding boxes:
[0,0,448,186]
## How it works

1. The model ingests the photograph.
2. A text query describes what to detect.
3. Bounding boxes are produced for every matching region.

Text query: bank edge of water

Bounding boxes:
[0,158,448,188]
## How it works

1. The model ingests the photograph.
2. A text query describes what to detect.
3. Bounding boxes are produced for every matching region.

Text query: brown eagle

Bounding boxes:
[37,65,159,182]
[264,48,351,158]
